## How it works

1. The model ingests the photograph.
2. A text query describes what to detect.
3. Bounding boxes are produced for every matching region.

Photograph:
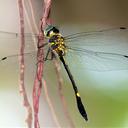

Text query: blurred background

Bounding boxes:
[0,0,128,127]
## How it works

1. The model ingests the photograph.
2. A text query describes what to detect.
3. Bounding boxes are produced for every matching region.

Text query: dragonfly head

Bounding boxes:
[44,25,60,38]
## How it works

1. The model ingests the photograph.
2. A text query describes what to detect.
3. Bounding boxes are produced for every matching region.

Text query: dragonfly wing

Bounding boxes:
[64,46,128,71]
[0,51,38,78]
[0,31,39,42]
[0,31,39,57]
[0,48,52,75]
[0,31,50,53]
[0,31,39,39]
[0,31,51,72]
[0,30,49,58]
[64,27,128,47]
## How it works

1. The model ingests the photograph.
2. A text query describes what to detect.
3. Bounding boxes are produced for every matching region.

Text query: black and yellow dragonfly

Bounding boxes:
[0,25,128,121]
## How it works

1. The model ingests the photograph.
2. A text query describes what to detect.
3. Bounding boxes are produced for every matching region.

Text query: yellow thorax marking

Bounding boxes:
[51,42,55,45]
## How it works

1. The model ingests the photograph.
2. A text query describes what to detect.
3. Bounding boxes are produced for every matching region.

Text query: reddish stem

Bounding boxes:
[18,0,32,128]
[32,0,52,128]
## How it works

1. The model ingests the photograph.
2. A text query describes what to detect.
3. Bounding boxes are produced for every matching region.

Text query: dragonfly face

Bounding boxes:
[44,26,67,56]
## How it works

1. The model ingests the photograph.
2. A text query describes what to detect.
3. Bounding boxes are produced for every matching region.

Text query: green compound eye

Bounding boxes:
[44,25,59,37]
[44,25,54,37]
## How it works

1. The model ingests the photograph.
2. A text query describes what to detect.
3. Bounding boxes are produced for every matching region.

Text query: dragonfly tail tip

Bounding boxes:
[84,115,88,121]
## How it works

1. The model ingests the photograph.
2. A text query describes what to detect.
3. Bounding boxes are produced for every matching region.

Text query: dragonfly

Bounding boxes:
[0,25,128,121]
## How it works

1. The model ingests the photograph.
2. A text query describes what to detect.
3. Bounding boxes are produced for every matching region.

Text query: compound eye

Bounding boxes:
[45,30,53,37]
[49,30,54,36]
[53,27,59,33]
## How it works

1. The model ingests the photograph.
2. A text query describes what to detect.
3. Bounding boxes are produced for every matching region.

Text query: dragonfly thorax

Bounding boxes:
[49,34,66,56]
[44,25,66,56]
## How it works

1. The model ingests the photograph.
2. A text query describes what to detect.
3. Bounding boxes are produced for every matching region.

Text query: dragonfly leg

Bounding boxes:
[38,43,48,49]
[44,48,55,61]
[44,48,51,61]
[49,52,54,60]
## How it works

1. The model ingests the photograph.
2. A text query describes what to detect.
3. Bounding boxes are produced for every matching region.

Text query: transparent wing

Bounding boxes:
[1,29,128,72]
[0,31,39,57]
[0,53,37,87]
[0,31,50,71]
[0,31,39,43]
[64,46,128,71]
[0,50,52,78]
[64,27,128,47]
[0,30,51,57]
